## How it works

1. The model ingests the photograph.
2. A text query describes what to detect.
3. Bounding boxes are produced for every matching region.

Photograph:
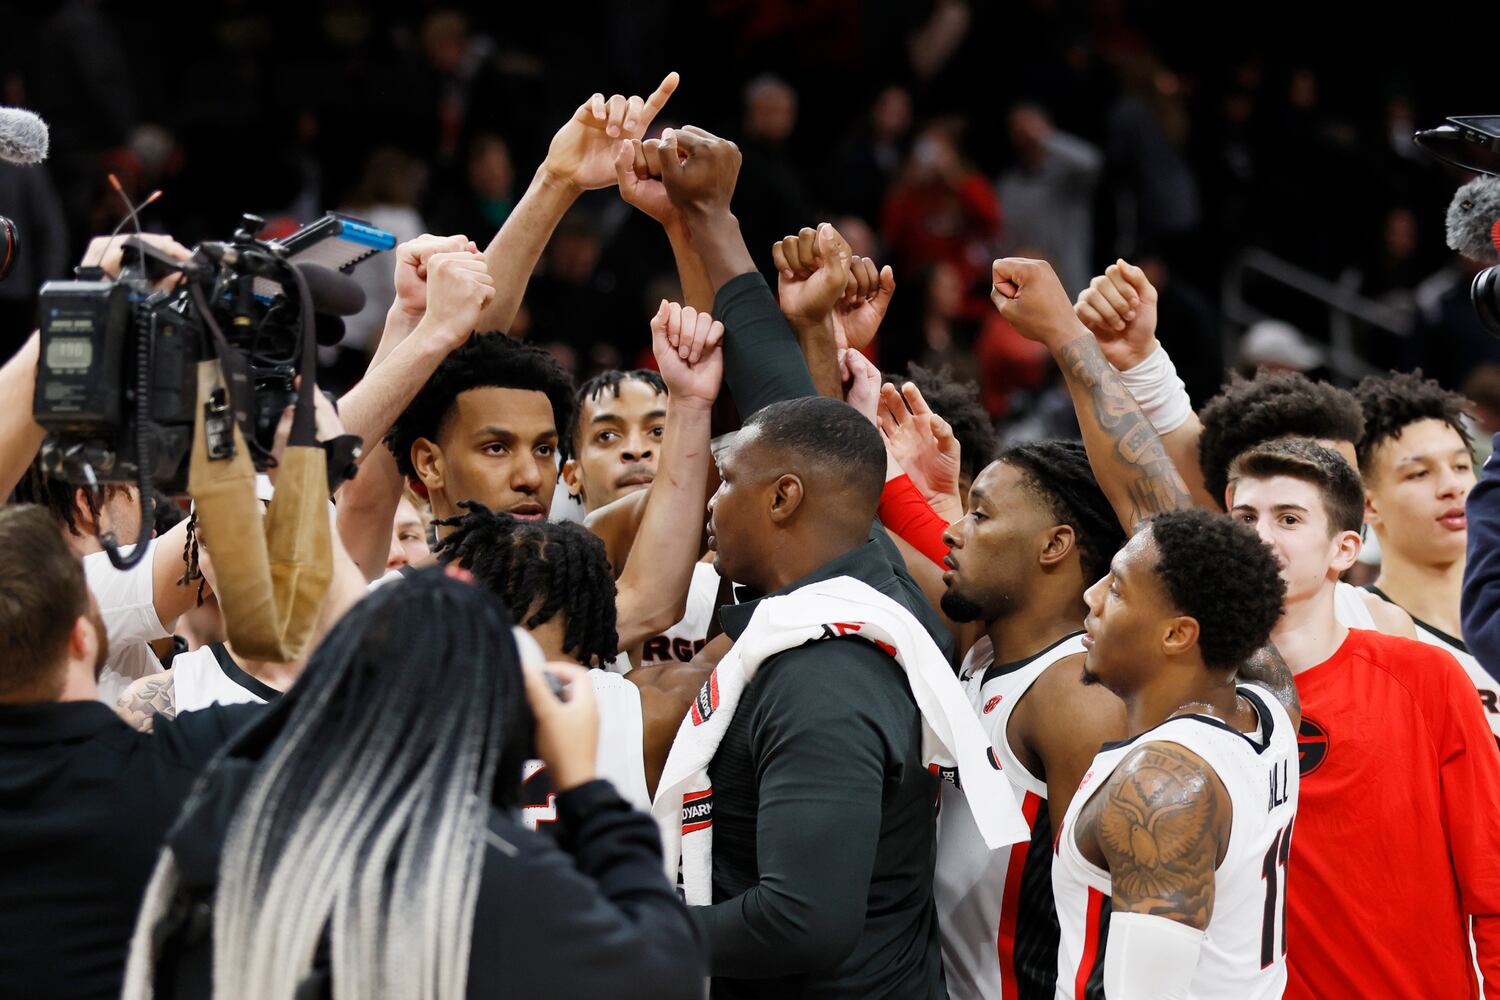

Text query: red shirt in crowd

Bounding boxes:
[1287,628,1500,999]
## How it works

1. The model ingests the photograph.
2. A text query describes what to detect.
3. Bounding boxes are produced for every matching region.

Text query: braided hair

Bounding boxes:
[997,440,1127,583]
[433,503,619,666]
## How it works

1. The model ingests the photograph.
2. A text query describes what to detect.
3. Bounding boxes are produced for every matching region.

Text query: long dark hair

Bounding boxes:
[125,568,532,999]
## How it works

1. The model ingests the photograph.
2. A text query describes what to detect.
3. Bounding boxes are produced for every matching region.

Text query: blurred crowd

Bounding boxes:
[1,0,1497,432]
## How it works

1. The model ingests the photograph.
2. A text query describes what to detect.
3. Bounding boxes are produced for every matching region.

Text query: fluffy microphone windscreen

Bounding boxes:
[1446,175,1500,265]
[0,107,49,165]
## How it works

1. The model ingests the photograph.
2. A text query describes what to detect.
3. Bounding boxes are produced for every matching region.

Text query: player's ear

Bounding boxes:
[1038,524,1076,568]
[561,458,585,503]
[1162,614,1201,659]
[1330,529,1362,574]
[411,438,446,495]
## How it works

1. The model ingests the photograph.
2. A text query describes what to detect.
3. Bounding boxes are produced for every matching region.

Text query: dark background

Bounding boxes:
[2,0,1498,432]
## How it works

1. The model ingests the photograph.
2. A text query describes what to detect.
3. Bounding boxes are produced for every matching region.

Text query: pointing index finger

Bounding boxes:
[640,71,681,128]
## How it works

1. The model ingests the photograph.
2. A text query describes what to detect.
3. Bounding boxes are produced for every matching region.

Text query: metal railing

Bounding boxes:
[1221,248,1414,382]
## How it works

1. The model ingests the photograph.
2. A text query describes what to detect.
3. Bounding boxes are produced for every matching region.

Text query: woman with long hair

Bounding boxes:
[122,566,702,999]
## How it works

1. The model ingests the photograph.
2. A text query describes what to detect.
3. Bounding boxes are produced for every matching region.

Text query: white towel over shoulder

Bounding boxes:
[651,575,1031,905]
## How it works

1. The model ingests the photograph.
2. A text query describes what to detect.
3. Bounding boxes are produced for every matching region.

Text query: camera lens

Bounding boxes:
[0,216,17,282]
[1475,265,1500,337]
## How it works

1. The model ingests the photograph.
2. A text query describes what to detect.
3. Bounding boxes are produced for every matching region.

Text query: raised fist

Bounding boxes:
[1073,258,1160,371]
[657,126,742,223]
[615,137,677,228]
[772,223,853,329]
[989,257,1085,348]
[650,300,723,407]
[393,234,479,318]
[419,251,495,348]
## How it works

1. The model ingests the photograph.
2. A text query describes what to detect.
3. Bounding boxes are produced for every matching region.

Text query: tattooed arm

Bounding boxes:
[115,671,177,734]
[1095,742,1229,929]
[988,257,1191,534]
[1238,643,1301,729]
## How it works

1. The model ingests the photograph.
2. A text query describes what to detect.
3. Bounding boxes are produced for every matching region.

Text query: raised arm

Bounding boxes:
[657,127,815,416]
[1074,259,1215,508]
[990,257,1191,533]
[335,241,495,578]
[613,301,722,649]
[474,74,680,334]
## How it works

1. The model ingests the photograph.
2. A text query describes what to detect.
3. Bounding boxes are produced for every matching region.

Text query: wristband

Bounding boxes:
[1103,911,1204,1000]
[1112,345,1192,435]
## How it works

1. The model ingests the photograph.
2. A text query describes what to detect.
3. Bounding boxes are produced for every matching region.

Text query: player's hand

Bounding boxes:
[834,256,896,351]
[616,137,680,230]
[416,251,495,350]
[657,125,742,224]
[879,381,963,518]
[989,257,1086,349]
[393,233,479,319]
[543,72,680,193]
[840,347,882,425]
[651,299,723,407]
[523,660,599,792]
[1073,258,1160,371]
[772,223,854,330]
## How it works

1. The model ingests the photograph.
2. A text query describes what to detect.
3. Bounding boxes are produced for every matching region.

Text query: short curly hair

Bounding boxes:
[1145,508,1285,671]
[1197,371,1364,508]
[1353,369,1474,478]
[903,363,998,484]
[384,335,576,480]
[432,502,619,666]
[998,440,1125,584]
[1228,437,1366,535]
[560,368,668,465]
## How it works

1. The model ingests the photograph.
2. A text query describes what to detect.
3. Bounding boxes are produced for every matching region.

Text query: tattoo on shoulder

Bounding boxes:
[115,673,177,734]
[1238,643,1300,724]
[1056,338,1192,528]
[1097,742,1221,929]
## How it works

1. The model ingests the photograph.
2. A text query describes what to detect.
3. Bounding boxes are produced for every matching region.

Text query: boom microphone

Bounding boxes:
[1447,175,1500,266]
[0,107,49,165]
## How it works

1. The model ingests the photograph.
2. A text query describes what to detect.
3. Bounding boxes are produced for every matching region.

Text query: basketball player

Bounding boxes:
[1352,370,1500,741]
[384,301,722,657]
[1053,507,1297,999]
[1225,438,1500,997]
[434,510,652,821]
[1072,259,1417,637]
[561,367,723,669]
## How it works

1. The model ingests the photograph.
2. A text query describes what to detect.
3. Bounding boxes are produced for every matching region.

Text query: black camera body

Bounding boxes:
[33,216,308,494]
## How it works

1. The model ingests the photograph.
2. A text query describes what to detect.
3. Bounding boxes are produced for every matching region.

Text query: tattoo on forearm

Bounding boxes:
[115,673,177,734]
[1057,337,1192,528]
[1238,643,1300,722]
[1098,744,1220,930]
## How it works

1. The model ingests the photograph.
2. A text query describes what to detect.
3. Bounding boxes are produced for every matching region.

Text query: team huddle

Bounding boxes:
[5,72,1499,1000]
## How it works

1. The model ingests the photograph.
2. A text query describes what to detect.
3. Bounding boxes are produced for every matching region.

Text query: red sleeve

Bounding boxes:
[878,475,951,568]
[1429,648,1500,996]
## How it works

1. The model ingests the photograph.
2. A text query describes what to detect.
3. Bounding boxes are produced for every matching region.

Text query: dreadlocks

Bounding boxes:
[433,503,619,666]
[998,440,1127,584]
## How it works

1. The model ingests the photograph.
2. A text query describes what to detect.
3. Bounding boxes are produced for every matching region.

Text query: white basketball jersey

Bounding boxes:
[1053,687,1299,1000]
[1332,580,1377,630]
[935,632,1085,1000]
[521,668,651,828]
[606,561,722,674]
[1358,584,1500,743]
[171,644,278,713]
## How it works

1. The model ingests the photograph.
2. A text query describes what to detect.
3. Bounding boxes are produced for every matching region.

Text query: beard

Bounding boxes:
[940,588,987,623]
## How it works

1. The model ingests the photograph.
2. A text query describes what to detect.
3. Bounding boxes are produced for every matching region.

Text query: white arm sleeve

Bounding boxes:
[1103,911,1205,1000]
